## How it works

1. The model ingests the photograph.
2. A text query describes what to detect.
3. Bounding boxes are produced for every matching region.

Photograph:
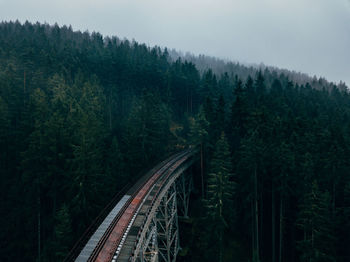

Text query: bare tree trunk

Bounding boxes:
[187,86,190,114]
[254,166,260,262]
[23,70,26,107]
[201,142,204,198]
[109,94,112,131]
[190,91,193,114]
[279,197,283,262]
[219,179,223,262]
[219,227,223,262]
[251,200,255,261]
[260,186,263,259]
[272,186,276,262]
[332,169,336,218]
[37,187,41,262]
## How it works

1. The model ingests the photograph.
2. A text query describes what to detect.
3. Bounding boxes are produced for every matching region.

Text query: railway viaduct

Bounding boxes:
[65,149,198,262]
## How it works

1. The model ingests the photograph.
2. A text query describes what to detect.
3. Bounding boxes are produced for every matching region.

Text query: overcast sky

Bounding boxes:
[1,0,349,85]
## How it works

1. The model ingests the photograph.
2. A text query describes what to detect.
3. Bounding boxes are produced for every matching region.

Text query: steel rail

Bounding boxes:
[129,151,195,261]
[64,183,131,262]
[88,150,191,262]
[65,150,187,262]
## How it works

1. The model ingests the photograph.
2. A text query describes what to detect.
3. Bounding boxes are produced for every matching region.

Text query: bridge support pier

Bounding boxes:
[130,155,196,262]
[139,216,158,262]
[157,182,179,262]
[176,170,193,218]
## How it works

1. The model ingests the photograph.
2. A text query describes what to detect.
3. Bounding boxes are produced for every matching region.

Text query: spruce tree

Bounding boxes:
[230,78,248,149]
[205,133,234,262]
[53,204,72,261]
[212,95,225,143]
[188,107,209,197]
[297,181,336,262]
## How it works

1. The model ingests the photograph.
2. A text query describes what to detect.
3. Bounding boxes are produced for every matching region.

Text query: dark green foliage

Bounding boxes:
[202,133,234,262]
[53,204,72,261]
[297,181,336,262]
[188,107,209,197]
[188,107,209,146]
[212,95,226,142]
[125,91,171,173]
[0,21,197,261]
[106,137,126,189]
[1,21,350,262]
[200,69,217,100]
[206,133,234,223]
[187,69,350,262]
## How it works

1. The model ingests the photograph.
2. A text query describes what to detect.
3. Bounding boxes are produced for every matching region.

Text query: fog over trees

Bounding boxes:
[0,21,350,262]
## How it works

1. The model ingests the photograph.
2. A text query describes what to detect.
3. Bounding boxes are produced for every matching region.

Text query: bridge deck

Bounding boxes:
[75,195,131,262]
[94,152,189,262]
[115,153,193,262]
[70,150,195,262]
[116,189,158,261]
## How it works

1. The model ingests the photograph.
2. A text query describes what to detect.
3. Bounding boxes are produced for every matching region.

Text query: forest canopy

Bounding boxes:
[0,21,349,262]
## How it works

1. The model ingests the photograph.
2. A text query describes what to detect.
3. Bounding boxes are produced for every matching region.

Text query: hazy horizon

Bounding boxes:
[1,0,349,86]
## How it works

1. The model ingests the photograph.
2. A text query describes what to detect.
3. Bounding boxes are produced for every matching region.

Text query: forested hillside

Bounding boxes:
[0,21,349,262]
[169,49,348,92]
[184,75,350,262]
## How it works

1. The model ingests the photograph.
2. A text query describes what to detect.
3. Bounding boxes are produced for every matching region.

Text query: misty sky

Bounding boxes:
[1,0,349,85]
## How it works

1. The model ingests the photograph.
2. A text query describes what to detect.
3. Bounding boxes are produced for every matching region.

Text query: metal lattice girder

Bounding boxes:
[176,171,193,218]
[140,217,158,262]
[130,160,194,262]
[157,183,179,262]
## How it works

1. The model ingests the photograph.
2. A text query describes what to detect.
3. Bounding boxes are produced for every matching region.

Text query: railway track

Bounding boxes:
[125,148,194,262]
[71,149,193,262]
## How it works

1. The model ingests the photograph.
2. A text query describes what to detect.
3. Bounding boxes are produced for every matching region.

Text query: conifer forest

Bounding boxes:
[1,21,350,262]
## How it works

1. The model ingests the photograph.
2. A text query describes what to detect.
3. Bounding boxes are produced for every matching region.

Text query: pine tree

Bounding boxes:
[212,95,225,143]
[205,133,234,262]
[0,96,9,174]
[343,182,350,261]
[188,107,209,198]
[254,71,266,101]
[200,69,217,100]
[21,88,50,262]
[230,78,248,149]
[203,96,215,125]
[106,136,127,191]
[207,132,235,220]
[53,204,72,261]
[237,127,265,262]
[297,181,336,262]
[125,91,171,174]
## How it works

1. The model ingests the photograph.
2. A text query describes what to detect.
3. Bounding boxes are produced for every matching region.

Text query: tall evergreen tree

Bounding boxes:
[125,91,171,174]
[188,107,209,198]
[230,78,248,149]
[212,95,225,142]
[53,204,72,261]
[205,133,234,262]
[297,181,336,262]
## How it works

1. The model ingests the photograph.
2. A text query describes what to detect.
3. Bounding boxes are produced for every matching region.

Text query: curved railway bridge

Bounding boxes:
[66,149,198,262]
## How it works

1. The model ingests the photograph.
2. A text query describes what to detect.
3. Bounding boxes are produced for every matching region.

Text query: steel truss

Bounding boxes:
[138,216,158,262]
[157,182,179,262]
[176,169,193,218]
[130,164,193,262]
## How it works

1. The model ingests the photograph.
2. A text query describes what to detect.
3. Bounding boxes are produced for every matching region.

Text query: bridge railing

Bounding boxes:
[66,149,197,262]
[129,151,196,262]
[94,151,191,262]
[64,150,184,261]
[63,184,130,262]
